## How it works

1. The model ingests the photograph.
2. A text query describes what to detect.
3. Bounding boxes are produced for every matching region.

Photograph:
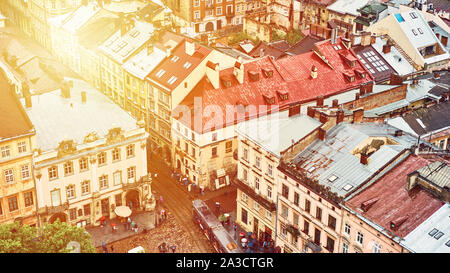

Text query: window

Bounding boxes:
[211,147,217,157]
[342,242,349,253]
[216,7,222,15]
[294,192,299,206]
[8,196,18,212]
[241,208,248,224]
[171,55,180,62]
[126,144,135,158]
[225,141,232,153]
[409,12,418,19]
[373,242,382,253]
[114,171,122,185]
[417,28,423,34]
[1,146,10,158]
[255,156,261,169]
[303,220,310,234]
[266,210,272,219]
[17,141,26,153]
[194,11,200,19]
[115,194,122,206]
[267,164,273,177]
[84,204,91,215]
[242,169,248,182]
[185,142,189,153]
[282,184,289,199]
[267,185,272,199]
[212,133,217,142]
[99,175,108,189]
[281,204,288,218]
[314,228,321,245]
[184,62,192,69]
[191,133,195,142]
[156,69,166,78]
[243,148,248,161]
[79,158,88,171]
[356,231,364,245]
[293,213,299,226]
[328,215,336,230]
[4,169,14,184]
[66,185,75,199]
[167,76,178,85]
[127,166,136,180]
[69,208,77,221]
[64,161,73,176]
[194,0,200,7]
[316,207,322,221]
[254,177,260,190]
[21,165,30,180]
[24,192,33,207]
[326,237,335,252]
[98,152,106,165]
[412,29,417,36]
[254,202,260,211]
[344,223,351,236]
[81,180,90,195]
[241,192,248,203]
[305,199,311,213]
[112,148,120,161]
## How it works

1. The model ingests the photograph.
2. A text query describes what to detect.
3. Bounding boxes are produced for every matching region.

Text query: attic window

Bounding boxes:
[156,69,166,78]
[343,184,353,191]
[355,69,366,78]
[343,72,355,82]
[307,166,316,173]
[328,175,338,183]
[168,76,178,85]
[262,68,273,78]
[277,90,288,101]
[171,55,180,62]
[221,77,232,88]
[428,228,439,237]
[263,94,275,104]
[409,12,418,19]
[434,232,444,240]
[183,62,192,69]
[333,45,342,50]
[248,70,260,81]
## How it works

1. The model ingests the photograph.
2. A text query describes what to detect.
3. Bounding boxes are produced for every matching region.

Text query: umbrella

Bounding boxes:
[97,216,106,222]
[241,238,247,243]
[110,223,117,227]
[114,206,132,218]
[239,232,245,237]
[218,214,227,222]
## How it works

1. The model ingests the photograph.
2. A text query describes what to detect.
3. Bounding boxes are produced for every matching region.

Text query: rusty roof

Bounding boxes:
[345,154,446,239]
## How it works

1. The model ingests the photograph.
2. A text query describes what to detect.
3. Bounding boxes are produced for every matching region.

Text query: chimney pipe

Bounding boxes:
[332,99,339,108]
[336,110,344,124]
[311,65,318,79]
[318,128,326,140]
[288,104,301,117]
[316,95,324,107]
[330,28,338,44]
[307,107,315,118]
[360,153,369,165]
[81,91,87,103]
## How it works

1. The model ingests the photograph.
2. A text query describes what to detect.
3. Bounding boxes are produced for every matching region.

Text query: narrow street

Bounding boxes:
[148,154,215,253]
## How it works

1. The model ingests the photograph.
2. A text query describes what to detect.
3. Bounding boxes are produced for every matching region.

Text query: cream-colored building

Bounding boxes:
[22,78,150,227]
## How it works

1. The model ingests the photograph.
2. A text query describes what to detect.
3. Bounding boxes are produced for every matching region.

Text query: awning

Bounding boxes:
[114,206,132,218]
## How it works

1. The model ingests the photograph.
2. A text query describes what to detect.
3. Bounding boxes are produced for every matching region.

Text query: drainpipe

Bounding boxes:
[274,193,280,251]
[31,154,42,236]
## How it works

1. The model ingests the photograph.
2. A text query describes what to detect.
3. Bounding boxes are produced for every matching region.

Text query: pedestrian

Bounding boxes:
[159,195,163,205]
[102,241,107,253]
[170,245,176,253]
[127,217,131,230]
[131,220,136,231]
[110,245,114,253]
[154,173,158,178]
[129,200,133,209]
[160,208,166,221]
[133,223,139,233]
[233,223,237,238]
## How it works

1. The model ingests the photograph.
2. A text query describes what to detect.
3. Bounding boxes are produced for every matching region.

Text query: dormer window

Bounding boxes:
[355,68,366,79]
[343,72,355,82]
[277,90,288,101]
[263,93,275,104]
[248,70,260,81]
[221,76,232,88]
[262,68,273,78]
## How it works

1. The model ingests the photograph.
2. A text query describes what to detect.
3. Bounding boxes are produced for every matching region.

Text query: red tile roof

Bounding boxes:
[345,155,446,238]
[0,71,34,139]
[146,38,212,91]
[175,38,373,133]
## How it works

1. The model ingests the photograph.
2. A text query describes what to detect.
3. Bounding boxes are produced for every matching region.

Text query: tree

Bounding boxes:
[0,220,96,253]
[286,29,304,46]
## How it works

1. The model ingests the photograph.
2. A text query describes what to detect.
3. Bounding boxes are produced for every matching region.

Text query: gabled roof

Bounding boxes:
[401,101,450,135]
[175,38,374,133]
[345,154,445,239]
[146,38,212,90]
[0,71,34,139]
[327,0,370,16]
[286,35,324,55]
[248,41,288,60]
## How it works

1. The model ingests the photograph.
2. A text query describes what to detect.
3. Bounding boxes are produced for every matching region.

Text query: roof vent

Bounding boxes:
[390,215,409,230]
[263,93,275,104]
[262,68,273,78]
[394,130,403,137]
[361,197,379,212]
[343,71,355,82]
[277,90,289,100]
[311,65,318,79]
[360,153,369,165]
[248,70,260,81]
[220,76,232,88]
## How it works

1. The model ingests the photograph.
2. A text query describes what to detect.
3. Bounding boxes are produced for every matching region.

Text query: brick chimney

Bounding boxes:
[311,65,318,79]
[233,61,244,84]
[307,106,315,118]
[332,99,339,108]
[206,61,220,89]
[360,32,371,46]
[289,104,301,117]
[390,73,405,85]
[316,95,324,107]
[353,109,364,123]
[318,128,326,140]
[319,112,328,123]
[394,129,403,137]
[336,109,344,124]
[185,38,195,56]
[360,153,369,165]
[382,42,392,54]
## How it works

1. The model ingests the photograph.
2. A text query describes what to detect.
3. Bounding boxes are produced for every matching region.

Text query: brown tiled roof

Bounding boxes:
[0,71,34,139]
[345,155,445,238]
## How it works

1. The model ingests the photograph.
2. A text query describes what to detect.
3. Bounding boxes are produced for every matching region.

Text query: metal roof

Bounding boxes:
[291,122,421,197]
[402,203,450,253]
[415,161,450,189]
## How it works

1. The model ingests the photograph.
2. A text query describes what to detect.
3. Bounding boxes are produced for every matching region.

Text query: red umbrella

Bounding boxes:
[110,223,117,227]
[98,216,106,222]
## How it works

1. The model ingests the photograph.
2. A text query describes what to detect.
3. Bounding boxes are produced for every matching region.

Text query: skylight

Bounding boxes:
[307,166,316,173]
[171,55,180,62]
[428,228,438,236]
[328,175,338,183]
[156,69,166,78]
[343,184,353,191]
[409,12,418,19]
[168,76,178,85]
[434,232,444,240]
[184,62,192,69]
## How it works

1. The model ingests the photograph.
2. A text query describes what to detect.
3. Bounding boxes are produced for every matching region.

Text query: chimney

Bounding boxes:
[81,91,87,103]
[361,197,379,212]
[289,104,301,117]
[233,61,244,84]
[147,44,154,56]
[260,48,265,57]
[316,95,324,107]
[318,128,326,140]
[390,73,404,85]
[307,106,315,118]
[336,109,344,124]
[433,72,440,79]
[332,99,339,108]
[390,215,409,230]
[185,38,195,56]
[382,42,391,54]
[206,61,220,89]
[360,153,369,165]
[366,81,374,94]
[330,27,338,44]
[355,93,360,100]
[24,95,32,108]
[394,129,403,137]
[319,112,328,123]
[359,84,366,96]
[310,65,318,79]
[360,32,371,46]
[353,109,364,123]
[61,81,71,99]
[341,37,351,49]
[370,35,376,45]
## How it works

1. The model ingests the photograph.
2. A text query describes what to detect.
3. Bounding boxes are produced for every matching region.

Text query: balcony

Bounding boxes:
[46,202,69,215]
[232,177,276,211]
